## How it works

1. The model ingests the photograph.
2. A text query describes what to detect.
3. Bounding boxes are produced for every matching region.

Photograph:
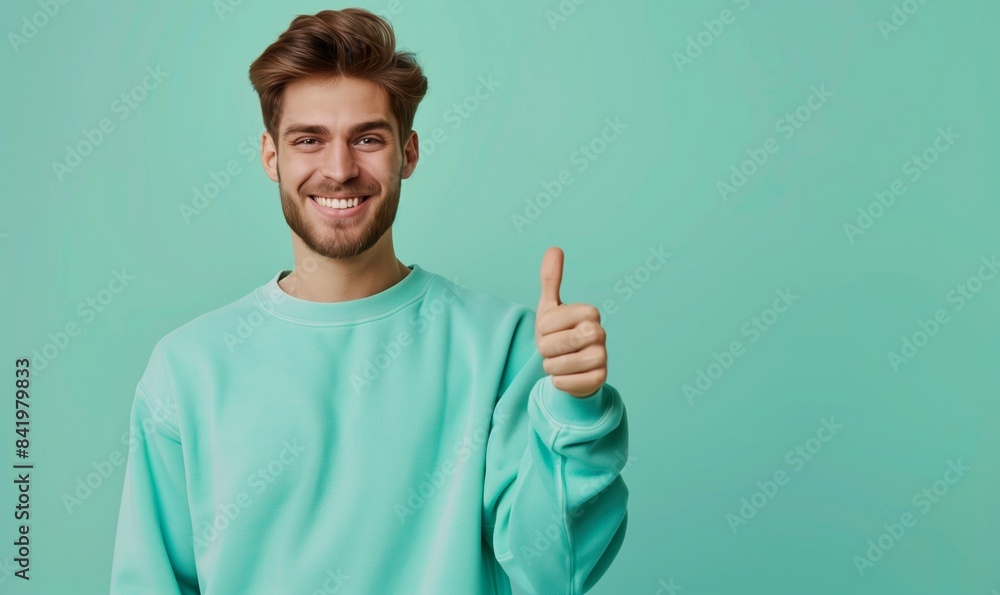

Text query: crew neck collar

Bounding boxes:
[253,264,432,326]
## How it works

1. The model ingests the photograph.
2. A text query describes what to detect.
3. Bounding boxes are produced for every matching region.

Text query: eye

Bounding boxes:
[295,138,319,146]
[358,137,383,146]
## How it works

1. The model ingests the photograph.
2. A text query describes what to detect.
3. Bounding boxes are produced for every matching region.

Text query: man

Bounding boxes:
[110,8,628,594]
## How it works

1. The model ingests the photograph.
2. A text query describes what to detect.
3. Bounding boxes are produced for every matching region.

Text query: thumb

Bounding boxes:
[539,246,563,311]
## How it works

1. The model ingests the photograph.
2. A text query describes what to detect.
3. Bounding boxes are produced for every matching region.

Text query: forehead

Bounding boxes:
[279,76,396,135]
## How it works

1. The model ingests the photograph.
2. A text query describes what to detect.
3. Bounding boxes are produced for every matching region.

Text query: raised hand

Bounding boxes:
[535,247,608,398]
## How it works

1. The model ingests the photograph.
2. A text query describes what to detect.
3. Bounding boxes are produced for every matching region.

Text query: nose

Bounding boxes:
[319,141,360,184]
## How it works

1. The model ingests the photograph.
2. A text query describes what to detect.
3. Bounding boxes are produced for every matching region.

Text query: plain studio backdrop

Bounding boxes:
[1,0,999,593]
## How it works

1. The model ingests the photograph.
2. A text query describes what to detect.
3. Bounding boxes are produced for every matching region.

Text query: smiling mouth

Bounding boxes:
[309,195,371,210]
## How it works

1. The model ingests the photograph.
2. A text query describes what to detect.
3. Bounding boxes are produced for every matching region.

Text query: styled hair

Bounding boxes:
[248,8,428,145]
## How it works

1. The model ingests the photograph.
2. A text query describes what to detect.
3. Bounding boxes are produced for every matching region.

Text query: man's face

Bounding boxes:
[261,75,418,260]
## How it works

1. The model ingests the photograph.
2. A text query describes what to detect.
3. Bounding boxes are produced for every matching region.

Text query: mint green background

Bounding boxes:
[2,0,998,593]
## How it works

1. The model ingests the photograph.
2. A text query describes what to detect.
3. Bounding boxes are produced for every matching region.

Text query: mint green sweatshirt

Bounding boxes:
[111,264,629,594]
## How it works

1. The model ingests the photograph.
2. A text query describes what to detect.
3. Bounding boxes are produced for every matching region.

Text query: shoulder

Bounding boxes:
[143,287,260,370]
[419,269,537,327]
[417,270,539,369]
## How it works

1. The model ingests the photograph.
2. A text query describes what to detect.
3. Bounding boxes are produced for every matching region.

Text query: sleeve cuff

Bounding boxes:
[539,378,611,426]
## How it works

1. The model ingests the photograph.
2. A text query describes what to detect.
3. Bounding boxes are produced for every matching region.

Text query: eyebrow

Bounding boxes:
[282,119,395,140]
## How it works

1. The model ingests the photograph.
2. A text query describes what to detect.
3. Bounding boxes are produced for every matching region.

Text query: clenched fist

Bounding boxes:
[535,247,608,398]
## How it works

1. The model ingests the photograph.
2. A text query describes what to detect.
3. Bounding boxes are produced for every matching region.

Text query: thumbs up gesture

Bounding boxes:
[535,247,608,398]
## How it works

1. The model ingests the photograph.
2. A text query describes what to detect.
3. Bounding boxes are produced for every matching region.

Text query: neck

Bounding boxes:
[279,231,409,303]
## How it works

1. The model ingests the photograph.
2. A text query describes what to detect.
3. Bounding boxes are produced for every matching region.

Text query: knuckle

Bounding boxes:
[535,319,546,334]
[578,322,605,345]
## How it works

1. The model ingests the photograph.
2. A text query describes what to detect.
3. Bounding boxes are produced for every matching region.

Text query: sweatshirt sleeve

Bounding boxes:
[111,371,200,593]
[482,309,629,595]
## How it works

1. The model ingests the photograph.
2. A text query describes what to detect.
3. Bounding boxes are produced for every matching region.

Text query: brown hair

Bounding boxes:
[248,8,428,147]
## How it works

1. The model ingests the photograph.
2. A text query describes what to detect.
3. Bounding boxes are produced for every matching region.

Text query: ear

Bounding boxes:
[261,132,279,183]
[401,130,419,180]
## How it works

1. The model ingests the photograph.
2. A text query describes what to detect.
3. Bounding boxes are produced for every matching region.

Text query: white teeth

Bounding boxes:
[313,196,363,209]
